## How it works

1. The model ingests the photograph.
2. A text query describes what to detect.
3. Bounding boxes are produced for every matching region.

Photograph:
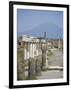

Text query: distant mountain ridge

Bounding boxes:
[18,22,63,39]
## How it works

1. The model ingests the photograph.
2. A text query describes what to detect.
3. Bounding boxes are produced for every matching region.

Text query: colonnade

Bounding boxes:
[17,41,48,80]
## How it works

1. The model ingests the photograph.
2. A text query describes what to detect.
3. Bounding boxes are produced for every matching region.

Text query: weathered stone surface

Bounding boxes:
[17,48,25,80]
[28,58,35,78]
[35,58,41,76]
[41,47,48,70]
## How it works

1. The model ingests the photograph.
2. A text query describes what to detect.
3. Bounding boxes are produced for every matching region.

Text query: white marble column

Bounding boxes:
[27,42,30,59]
[28,42,35,78]
[41,43,48,70]
[24,42,27,60]
[32,43,35,58]
[29,43,33,58]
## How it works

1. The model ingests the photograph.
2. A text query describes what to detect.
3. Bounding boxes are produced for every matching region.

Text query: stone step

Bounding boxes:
[47,66,63,70]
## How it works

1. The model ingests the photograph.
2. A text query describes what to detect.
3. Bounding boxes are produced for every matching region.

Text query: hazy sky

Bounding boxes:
[17,9,63,39]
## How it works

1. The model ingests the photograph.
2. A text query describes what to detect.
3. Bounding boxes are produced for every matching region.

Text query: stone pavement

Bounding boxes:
[37,70,63,79]
[37,49,63,79]
[25,49,63,80]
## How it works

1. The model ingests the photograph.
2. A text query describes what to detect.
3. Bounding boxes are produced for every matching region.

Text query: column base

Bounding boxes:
[41,65,48,71]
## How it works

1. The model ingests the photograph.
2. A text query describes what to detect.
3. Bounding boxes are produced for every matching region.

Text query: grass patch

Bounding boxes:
[48,50,53,56]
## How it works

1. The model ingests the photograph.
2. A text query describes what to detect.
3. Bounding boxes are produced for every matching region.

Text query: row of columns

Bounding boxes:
[17,41,48,80]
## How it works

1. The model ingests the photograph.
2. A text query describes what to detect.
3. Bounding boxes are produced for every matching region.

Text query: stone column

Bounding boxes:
[28,58,35,78]
[28,43,36,79]
[35,57,41,76]
[32,43,34,58]
[58,39,61,49]
[24,42,27,60]
[27,42,29,60]
[29,43,33,58]
[41,43,48,70]
[17,46,25,80]
[34,43,41,75]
